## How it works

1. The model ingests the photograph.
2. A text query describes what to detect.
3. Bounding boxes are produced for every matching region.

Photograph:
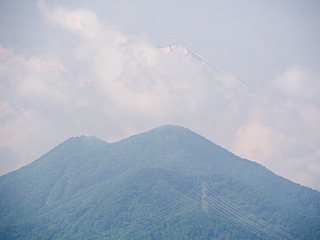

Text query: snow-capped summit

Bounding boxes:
[161,44,189,55]
[160,44,251,92]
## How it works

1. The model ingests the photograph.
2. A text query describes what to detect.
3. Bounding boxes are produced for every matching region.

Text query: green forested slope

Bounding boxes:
[0,125,319,239]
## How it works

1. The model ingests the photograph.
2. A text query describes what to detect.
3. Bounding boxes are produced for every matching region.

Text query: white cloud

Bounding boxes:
[230,67,320,189]
[0,1,319,191]
[0,101,13,118]
[298,104,320,131]
[273,66,320,101]
[26,55,66,74]
[233,122,285,164]
[37,0,103,39]
[232,118,320,189]
[275,67,305,97]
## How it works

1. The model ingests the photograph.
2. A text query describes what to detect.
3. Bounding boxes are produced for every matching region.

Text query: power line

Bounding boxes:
[107,189,198,240]
[205,199,271,240]
[205,187,297,240]
[206,195,277,239]
[103,182,297,240]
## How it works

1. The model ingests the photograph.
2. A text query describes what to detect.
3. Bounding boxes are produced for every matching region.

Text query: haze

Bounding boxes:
[0,0,319,190]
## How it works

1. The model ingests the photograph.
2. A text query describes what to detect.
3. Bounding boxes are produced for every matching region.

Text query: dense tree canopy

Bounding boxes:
[0,125,319,239]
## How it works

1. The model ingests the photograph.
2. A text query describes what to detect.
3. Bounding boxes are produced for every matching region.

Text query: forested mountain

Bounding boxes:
[0,125,319,239]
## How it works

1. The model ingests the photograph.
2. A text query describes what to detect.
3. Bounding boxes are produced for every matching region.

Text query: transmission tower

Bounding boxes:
[201,182,209,212]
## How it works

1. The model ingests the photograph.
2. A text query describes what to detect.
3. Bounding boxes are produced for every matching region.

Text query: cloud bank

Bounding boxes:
[0,1,319,190]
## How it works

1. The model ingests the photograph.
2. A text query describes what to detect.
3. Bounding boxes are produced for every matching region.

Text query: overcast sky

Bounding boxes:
[0,0,319,190]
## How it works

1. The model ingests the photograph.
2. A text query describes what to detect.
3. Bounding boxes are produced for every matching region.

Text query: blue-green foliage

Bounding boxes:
[0,125,319,239]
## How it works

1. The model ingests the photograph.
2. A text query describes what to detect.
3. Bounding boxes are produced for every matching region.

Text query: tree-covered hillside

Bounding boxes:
[0,125,319,239]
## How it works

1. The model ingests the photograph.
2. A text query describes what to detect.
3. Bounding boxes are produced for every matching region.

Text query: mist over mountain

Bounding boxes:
[0,125,319,239]
[1,0,319,192]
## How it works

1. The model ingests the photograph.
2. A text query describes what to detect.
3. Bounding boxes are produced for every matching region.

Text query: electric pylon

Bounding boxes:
[201,181,209,212]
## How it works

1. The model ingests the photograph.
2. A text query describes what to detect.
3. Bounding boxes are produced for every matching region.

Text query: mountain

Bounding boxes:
[161,44,252,92]
[0,125,319,239]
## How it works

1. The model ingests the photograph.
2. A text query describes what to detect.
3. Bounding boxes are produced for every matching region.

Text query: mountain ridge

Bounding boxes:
[0,125,319,239]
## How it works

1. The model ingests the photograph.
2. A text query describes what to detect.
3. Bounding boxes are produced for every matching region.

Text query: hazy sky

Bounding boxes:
[0,0,319,190]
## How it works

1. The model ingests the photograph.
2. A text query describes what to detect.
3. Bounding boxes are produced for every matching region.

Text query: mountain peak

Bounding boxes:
[58,135,108,149]
[160,44,252,92]
[1,126,319,239]
[151,124,188,133]
[161,44,189,55]
[134,124,203,144]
